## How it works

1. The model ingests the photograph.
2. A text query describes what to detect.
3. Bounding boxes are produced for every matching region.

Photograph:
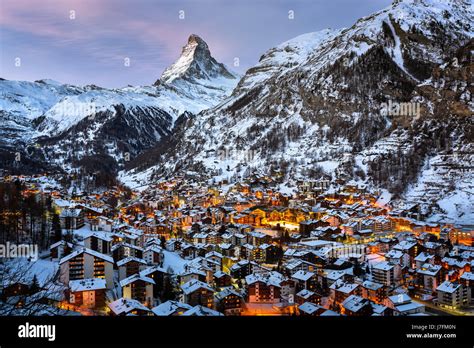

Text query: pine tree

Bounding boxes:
[353,260,364,277]
[52,213,62,243]
[162,275,177,301]
[30,274,40,294]
[446,238,453,251]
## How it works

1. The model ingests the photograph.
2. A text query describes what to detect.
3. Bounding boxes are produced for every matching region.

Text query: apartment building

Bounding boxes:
[59,248,114,289]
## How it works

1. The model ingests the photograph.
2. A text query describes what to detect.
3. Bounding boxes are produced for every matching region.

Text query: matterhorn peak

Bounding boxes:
[187,34,209,50]
[157,34,237,86]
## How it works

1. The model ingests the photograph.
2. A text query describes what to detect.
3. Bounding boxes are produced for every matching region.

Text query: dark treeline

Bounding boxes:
[0,181,61,249]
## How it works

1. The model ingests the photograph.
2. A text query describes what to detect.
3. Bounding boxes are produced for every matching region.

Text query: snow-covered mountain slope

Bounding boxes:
[37,87,180,137]
[124,0,473,222]
[405,145,473,225]
[0,79,84,120]
[235,29,342,93]
[0,35,239,173]
[0,79,83,150]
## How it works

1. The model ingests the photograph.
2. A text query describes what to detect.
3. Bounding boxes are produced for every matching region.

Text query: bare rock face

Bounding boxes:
[158,34,237,85]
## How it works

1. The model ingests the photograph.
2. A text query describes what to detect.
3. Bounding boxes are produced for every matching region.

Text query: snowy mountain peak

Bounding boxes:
[158,34,237,85]
[187,33,209,50]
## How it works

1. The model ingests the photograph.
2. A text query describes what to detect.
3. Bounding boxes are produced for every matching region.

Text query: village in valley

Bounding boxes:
[0,171,473,317]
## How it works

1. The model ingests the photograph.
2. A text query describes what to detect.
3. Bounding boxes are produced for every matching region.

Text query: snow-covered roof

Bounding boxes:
[59,247,114,265]
[362,280,384,291]
[117,256,147,267]
[83,231,113,242]
[181,279,213,294]
[69,278,106,292]
[245,271,285,288]
[108,298,150,315]
[460,272,474,281]
[292,270,314,282]
[417,263,441,276]
[144,244,163,254]
[140,265,168,277]
[215,288,242,300]
[414,252,434,262]
[120,273,155,287]
[437,281,461,294]
[371,302,388,315]
[395,301,424,313]
[182,305,223,316]
[388,293,411,305]
[385,249,404,259]
[298,302,321,315]
[393,240,417,250]
[299,240,335,248]
[218,243,232,249]
[441,257,468,268]
[182,268,207,277]
[59,208,82,218]
[320,309,341,316]
[213,271,230,279]
[342,295,369,313]
[372,261,394,271]
[53,198,73,208]
[330,279,358,294]
[296,289,315,299]
[50,240,74,250]
[151,300,192,316]
[326,270,346,281]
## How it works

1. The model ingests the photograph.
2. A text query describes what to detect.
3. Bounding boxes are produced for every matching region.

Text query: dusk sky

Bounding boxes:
[0,0,392,88]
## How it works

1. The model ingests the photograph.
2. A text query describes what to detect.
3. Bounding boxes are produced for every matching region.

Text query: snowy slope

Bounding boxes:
[0,79,82,120]
[0,79,83,148]
[405,148,474,224]
[234,29,342,93]
[37,85,212,137]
